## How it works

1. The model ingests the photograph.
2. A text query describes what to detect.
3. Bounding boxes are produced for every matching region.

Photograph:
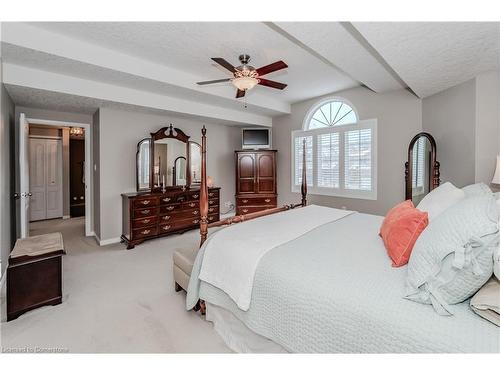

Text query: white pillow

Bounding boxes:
[417,182,465,221]
[494,245,500,280]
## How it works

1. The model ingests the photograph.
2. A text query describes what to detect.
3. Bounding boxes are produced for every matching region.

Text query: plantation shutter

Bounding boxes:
[344,128,372,191]
[412,137,425,190]
[317,132,340,188]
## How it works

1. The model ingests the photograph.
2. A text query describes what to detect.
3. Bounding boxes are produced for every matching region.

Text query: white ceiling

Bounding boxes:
[1,22,499,123]
[353,22,500,98]
[26,22,359,103]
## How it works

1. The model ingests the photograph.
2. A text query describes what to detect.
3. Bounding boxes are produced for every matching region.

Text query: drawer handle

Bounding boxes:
[192,194,199,199]
[193,219,199,224]
[193,210,199,215]
[162,215,171,220]
[167,206,175,211]
[209,207,214,212]
[141,229,151,235]
[242,209,248,213]
[208,216,214,221]
[141,209,150,214]
[163,225,171,230]
[265,199,271,203]
[163,197,171,202]
[142,219,151,224]
[242,199,248,203]
[189,202,196,207]
[209,192,214,197]
[141,200,150,205]
[209,200,214,205]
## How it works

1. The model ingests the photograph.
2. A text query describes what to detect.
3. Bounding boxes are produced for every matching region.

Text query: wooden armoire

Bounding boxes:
[235,150,277,215]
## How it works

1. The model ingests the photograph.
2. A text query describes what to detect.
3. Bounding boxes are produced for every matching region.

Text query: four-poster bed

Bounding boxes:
[185,127,499,353]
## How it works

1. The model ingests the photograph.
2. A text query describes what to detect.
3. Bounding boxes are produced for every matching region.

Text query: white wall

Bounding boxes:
[475,71,500,184]
[96,108,241,242]
[1,81,15,277]
[273,86,422,216]
[422,79,476,188]
[423,72,500,187]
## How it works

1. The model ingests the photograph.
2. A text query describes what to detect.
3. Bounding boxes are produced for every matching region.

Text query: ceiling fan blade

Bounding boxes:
[256,61,288,76]
[196,78,231,85]
[258,78,287,90]
[211,58,236,73]
[236,89,246,98]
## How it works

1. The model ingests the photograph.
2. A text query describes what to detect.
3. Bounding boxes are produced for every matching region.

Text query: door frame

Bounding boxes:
[25,118,92,236]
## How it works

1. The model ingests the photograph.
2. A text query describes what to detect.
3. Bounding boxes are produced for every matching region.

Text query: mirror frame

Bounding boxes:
[136,138,152,192]
[405,132,440,200]
[172,156,187,186]
[150,124,191,191]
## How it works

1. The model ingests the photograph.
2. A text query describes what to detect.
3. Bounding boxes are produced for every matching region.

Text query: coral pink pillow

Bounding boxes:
[379,200,428,267]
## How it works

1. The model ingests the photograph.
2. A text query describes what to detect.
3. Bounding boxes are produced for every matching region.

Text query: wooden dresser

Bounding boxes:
[121,187,220,249]
[235,150,277,215]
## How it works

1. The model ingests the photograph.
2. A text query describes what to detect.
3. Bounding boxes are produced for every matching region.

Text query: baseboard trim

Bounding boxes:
[62,215,71,219]
[93,233,121,246]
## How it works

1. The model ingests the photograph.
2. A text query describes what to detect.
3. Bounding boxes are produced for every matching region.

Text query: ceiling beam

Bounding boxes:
[1,22,290,115]
[3,63,273,126]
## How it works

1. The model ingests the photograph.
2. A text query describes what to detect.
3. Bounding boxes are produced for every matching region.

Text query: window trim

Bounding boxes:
[291,119,378,200]
[302,96,360,130]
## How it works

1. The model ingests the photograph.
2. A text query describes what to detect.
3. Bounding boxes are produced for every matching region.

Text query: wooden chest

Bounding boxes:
[7,233,65,321]
[121,187,220,249]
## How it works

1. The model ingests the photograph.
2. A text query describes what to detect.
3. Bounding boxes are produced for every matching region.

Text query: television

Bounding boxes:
[241,128,272,149]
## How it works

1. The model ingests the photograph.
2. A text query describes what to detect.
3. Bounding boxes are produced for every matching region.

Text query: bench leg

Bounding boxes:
[174,282,182,292]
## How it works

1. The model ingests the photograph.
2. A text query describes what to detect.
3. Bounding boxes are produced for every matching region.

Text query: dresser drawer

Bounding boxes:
[208,214,219,223]
[132,225,158,239]
[134,207,159,219]
[237,206,274,215]
[132,216,158,229]
[159,204,180,214]
[133,197,159,209]
[182,201,199,210]
[208,198,219,206]
[237,196,276,206]
[208,205,219,214]
[158,218,200,234]
[208,190,219,199]
[172,208,200,220]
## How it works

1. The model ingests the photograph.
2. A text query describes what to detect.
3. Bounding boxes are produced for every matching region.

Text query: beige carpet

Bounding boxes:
[0,217,231,353]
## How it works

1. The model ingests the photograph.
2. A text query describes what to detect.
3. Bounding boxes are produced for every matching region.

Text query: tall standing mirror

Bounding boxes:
[405,132,440,205]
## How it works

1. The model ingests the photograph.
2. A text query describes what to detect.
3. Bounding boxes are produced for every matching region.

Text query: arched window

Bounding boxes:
[293,98,377,200]
[304,98,358,130]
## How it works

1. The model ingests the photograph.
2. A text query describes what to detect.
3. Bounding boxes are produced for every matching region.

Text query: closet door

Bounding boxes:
[256,151,276,194]
[45,139,63,219]
[29,138,47,221]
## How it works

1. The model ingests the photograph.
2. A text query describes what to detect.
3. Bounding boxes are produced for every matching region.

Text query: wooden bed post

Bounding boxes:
[301,139,307,207]
[199,126,209,248]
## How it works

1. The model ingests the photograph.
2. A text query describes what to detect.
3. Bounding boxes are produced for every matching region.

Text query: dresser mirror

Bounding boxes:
[136,124,196,191]
[136,138,151,191]
[405,132,440,205]
[189,142,202,185]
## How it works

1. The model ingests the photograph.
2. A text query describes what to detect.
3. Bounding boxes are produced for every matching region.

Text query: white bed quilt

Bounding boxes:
[187,212,500,353]
[198,205,353,310]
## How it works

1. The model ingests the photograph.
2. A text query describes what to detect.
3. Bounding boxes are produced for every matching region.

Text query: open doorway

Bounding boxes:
[18,115,92,238]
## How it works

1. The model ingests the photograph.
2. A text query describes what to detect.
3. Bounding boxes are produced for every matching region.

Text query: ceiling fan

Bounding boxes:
[197,54,288,98]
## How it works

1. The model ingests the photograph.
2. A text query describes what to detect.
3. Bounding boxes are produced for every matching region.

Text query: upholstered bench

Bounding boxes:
[7,232,65,321]
[173,246,198,292]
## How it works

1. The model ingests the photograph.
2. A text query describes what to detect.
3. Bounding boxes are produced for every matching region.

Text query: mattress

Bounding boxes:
[188,212,500,353]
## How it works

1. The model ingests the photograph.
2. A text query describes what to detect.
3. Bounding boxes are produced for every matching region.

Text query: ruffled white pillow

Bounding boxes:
[406,195,499,315]
[417,182,465,221]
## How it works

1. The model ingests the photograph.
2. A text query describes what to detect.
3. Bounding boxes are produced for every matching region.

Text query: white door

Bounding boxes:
[45,139,63,219]
[19,113,30,238]
[29,138,47,221]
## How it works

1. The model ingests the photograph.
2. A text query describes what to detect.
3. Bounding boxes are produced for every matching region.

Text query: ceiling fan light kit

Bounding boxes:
[197,54,288,98]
